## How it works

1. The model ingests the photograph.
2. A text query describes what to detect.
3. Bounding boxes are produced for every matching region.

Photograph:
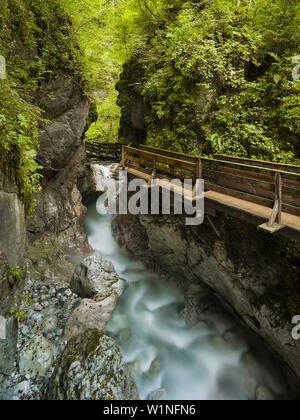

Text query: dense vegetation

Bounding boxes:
[116,0,300,162]
[0,0,84,212]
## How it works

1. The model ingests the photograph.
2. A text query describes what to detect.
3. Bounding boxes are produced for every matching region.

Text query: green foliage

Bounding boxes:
[1,0,299,204]
[9,293,34,322]
[86,90,121,142]
[9,307,27,321]
[0,81,43,213]
[9,265,21,281]
[23,293,35,307]
[117,0,300,162]
[0,0,85,213]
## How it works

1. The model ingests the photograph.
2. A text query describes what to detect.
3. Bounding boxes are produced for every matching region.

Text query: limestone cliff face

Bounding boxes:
[0,77,91,313]
[0,173,26,313]
[113,213,300,381]
[25,77,91,285]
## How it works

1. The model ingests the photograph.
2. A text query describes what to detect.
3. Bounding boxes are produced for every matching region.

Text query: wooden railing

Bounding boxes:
[85,140,122,160]
[122,145,300,233]
[84,140,300,237]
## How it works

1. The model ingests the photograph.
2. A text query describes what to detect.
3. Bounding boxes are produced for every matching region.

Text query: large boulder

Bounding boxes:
[36,77,89,172]
[64,294,118,341]
[70,254,127,299]
[47,329,139,400]
[18,335,53,379]
[0,317,18,375]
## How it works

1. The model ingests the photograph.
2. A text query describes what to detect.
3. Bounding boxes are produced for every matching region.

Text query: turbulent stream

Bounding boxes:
[83,164,291,401]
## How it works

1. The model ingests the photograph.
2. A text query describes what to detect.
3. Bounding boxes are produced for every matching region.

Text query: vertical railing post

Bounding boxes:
[193,157,202,199]
[275,172,282,224]
[121,146,125,170]
[152,155,157,179]
[196,157,202,180]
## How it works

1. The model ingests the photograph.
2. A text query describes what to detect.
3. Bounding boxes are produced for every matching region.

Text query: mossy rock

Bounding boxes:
[47,329,139,400]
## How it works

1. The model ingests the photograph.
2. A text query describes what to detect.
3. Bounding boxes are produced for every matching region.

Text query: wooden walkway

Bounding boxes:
[85,140,300,241]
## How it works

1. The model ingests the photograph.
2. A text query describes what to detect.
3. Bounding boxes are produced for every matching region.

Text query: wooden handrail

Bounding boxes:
[122,145,300,221]
[214,154,300,174]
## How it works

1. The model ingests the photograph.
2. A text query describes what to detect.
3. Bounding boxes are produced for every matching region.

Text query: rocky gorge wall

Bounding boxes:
[25,76,92,285]
[112,212,300,384]
[0,76,91,315]
[0,173,26,314]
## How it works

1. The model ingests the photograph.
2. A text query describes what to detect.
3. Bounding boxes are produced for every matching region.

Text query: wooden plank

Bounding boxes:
[126,146,195,171]
[276,173,282,224]
[152,155,157,179]
[141,146,300,182]
[268,200,279,227]
[258,222,285,234]
[126,152,195,179]
[155,164,195,180]
[208,163,299,190]
[214,154,300,174]
[196,158,202,179]
[202,168,299,206]
[205,181,272,207]
[125,146,197,172]
[204,181,300,216]
[204,190,300,233]
[127,163,152,177]
[140,145,197,164]
[205,159,300,184]
[125,152,152,167]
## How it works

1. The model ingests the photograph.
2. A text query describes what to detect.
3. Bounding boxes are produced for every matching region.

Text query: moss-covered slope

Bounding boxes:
[0,0,85,213]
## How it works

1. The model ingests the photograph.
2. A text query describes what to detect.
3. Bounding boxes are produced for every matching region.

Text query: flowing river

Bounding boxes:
[83,164,292,401]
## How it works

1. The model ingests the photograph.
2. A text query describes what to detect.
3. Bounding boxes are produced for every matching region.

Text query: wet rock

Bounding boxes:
[0,249,24,314]
[47,329,139,400]
[148,388,166,400]
[41,305,59,318]
[216,364,244,400]
[0,317,18,375]
[40,315,58,337]
[0,378,31,401]
[70,254,127,299]
[180,283,220,326]
[128,360,141,378]
[13,381,31,400]
[64,294,118,341]
[240,352,262,400]
[18,335,53,378]
[143,359,160,381]
[30,313,44,324]
[255,385,275,401]
[223,328,247,350]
